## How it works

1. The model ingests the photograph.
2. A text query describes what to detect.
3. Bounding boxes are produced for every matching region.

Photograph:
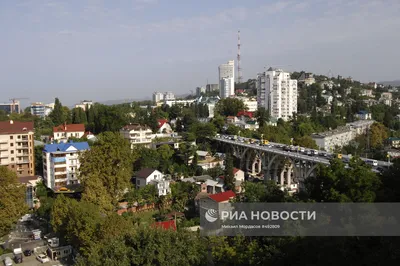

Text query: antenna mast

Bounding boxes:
[237,30,243,84]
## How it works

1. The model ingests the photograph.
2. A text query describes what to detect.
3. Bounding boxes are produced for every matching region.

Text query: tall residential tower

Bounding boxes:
[257,67,298,121]
[218,60,235,98]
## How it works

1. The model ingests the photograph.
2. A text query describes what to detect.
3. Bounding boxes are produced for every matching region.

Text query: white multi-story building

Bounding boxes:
[379,92,392,106]
[164,99,196,107]
[219,60,235,98]
[153,92,164,103]
[164,91,175,101]
[75,100,93,111]
[43,141,89,191]
[120,124,153,149]
[311,120,375,150]
[235,97,258,112]
[219,77,234,99]
[257,67,298,121]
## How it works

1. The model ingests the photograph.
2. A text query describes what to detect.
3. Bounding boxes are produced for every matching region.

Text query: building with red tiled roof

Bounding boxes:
[120,123,153,148]
[157,119,172,133]
[237,110,254,118]
[53,123,85,141]
[0,120,35,177]
[151,220,177,231]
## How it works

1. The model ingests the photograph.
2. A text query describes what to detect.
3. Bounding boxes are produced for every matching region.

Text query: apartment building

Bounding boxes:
[53,123,85,142]
[120,124,153,148]
[0,101,20,114]
[0,120,35,177]
[311,120,375,150]
[153,92,164,103]
[297,72,315,86]
[219,60,235,99]
[257,67,298,121]
[75,100,93,111]
[379,92,392,106]
[43,141,89,191]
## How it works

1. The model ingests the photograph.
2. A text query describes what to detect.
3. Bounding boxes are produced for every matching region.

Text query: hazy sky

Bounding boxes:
[1,0,399,106]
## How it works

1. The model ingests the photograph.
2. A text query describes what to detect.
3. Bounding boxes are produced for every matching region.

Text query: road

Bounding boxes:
[214,135,392,170]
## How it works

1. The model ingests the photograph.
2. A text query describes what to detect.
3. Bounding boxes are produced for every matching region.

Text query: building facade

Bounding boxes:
[164,91,175,101]
[0,101,20,114]
[75,100,93,111]
[120,124,153,148]
[43,141,89,191]
[0,120,35,177]
[218,60,235,98]
[53,124,85,142]
[206,84,219,92]
[134,168,171,196]
[30,102,46,117]
[257,67,298,121]
[153,92,164,103]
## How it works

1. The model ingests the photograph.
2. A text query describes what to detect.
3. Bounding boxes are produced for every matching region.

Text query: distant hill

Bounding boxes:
[379,80,400,87]
[99,97,150,105]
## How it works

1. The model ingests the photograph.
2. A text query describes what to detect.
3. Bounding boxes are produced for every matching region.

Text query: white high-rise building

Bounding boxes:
[153,92,164,103]
[164,91,175,101]
[219,78,234,99]
[218,60,235,98]
[257,67,298,121]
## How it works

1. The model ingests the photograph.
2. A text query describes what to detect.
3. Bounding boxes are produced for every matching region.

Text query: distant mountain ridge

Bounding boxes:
[379,80,400,87]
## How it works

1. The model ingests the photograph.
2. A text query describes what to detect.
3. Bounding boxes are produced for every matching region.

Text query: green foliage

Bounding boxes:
[255,107,270,127]
[369,122,388,149]
[215,98,246,116]
[305,157,381,202]
[241,181,290,202]
[0,166,28,236]
[34,145,44,176]
[79,132,135,212]
[49,98,65,125]
[170,182,199,212]
[294,136,318,149]
[189,122,216,142]
[223,153,235,191]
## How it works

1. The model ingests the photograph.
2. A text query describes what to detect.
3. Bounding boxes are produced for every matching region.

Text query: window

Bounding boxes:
[11,165,14,168]
[11,150,14,154]
[10,136,13,140]
[17,135,21,139]
[10,143,13,147]
[11,158,14,161]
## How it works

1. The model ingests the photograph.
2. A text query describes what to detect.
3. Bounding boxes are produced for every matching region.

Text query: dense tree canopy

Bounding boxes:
[0,167,27,236]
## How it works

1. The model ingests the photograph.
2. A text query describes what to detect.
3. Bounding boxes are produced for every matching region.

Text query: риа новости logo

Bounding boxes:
[205,209,218,222]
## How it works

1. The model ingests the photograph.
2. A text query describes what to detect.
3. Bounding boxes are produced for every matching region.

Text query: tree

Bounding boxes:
[190,122,216,142]
[224,153,235,191]
[157,145,174,172]
[255,107,270,127]
[369,122,388,149]
[34,145,44,176]
[79,132,136,212]
[49,98,65,125]
[0,166,28,235]
[294,136,318,149]
[305,157,381,202]
[215,98,246,116]
[135,147,160,169]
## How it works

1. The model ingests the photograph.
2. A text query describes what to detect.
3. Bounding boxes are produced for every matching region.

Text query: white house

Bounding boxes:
[53,123,85,142]
[355,111,372,120]
[134,168,171,196]
[157,119,173,134]
[120,124,153,149]
[43,141,89,191]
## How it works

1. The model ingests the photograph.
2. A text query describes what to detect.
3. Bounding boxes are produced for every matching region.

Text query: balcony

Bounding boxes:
[0,146,7,151]
[16,145,29,150]
[55,171,67,175]
[16,138,29,143]
[52,157,66,163]
[17,159,30,164]
[0,140,8,144]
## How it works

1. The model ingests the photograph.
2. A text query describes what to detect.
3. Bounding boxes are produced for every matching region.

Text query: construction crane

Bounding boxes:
[9,98,29,113]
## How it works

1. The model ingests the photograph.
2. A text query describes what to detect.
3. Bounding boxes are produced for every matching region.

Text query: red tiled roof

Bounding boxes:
[0,121,34,134]
[151,220,176,231]
[237,110,254,118]
[233,168,241,174]
[209,190,235,203]
[53,123,85,133]
[227,116,235,119]
[157,119,168,128]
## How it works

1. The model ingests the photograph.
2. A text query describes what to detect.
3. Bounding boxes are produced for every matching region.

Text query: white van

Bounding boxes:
[4,257,13,266]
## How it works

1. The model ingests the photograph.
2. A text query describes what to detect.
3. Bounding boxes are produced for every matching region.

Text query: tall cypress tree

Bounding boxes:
[49,98,65,126]
[224,153,235,191]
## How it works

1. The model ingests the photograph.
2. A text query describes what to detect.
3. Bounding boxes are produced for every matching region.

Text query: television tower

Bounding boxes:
[237,30,243,84]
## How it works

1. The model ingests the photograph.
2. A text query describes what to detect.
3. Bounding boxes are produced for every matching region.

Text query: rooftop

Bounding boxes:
[151,220,176,231]
[53,123,85,133]
[121,123,151,131]
[44,141,90,153]
[0,120,34,134]
[208,190,236,203]
[135,168,158,178]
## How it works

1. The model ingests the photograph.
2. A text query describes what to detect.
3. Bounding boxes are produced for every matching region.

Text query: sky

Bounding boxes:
[0,0,399,106]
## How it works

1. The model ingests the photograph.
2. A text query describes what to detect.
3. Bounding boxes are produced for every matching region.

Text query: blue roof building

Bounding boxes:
[43,141,90,191]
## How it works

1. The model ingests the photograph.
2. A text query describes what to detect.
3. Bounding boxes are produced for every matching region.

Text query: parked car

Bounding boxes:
[24,249,32,256]
[4,257,13,266]
[37,254,50,263]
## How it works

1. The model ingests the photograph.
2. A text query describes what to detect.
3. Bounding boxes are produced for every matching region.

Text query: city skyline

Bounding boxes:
[1,0,399,105]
